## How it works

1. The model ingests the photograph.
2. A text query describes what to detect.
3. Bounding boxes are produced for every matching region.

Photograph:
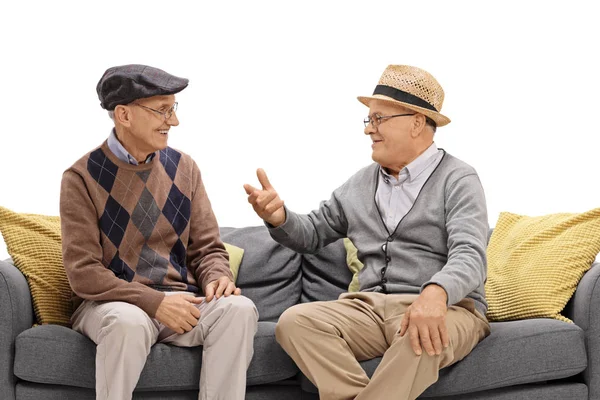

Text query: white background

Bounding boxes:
[1,1,599,261]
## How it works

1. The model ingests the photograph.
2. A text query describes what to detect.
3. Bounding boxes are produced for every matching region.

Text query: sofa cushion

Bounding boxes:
[220,226,302,322]
[301,319,587,396]
[14,322,298,390]
[300,239,353,303]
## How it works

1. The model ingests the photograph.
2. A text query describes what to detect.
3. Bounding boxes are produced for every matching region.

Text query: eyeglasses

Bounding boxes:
[363,113,415,128]
[134,102,178,120]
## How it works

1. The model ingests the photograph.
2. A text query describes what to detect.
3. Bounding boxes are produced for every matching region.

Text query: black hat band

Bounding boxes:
[373,85,437,112]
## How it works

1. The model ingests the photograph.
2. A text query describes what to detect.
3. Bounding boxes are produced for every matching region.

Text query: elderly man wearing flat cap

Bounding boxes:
[60,64,258,400]
[244,65,491,399]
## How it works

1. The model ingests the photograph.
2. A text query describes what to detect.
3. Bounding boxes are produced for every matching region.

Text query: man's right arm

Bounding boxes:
[60,170,165,317]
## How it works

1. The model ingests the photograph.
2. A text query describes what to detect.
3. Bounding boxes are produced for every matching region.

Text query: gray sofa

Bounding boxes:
[1,225,598,399]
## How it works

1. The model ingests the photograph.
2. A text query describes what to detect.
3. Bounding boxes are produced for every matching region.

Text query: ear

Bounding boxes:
[114,105,132,127]
[410,114,427,138]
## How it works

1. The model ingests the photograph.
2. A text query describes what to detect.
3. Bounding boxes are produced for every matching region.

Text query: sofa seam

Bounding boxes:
[430,365,588,396]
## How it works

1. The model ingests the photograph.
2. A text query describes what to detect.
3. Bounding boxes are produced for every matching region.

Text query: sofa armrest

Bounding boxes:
[0,259,34,400]
[569,261,600,400]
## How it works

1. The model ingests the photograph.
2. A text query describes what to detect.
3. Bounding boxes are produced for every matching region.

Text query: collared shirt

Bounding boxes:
[107,129,155,165]
[376,143,444,232]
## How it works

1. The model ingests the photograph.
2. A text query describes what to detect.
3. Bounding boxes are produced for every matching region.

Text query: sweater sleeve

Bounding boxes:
[422,173,489,306]
[186,162,233,292]
[60,170,165,317]
[268,184,349,254]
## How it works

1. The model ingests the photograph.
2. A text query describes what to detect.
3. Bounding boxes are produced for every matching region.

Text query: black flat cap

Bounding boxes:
[96,64,189,110]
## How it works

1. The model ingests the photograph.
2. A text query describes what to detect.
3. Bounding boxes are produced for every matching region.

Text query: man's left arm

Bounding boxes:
[400,173,488,356]
[423,173,489,305]
[187,162,239,302]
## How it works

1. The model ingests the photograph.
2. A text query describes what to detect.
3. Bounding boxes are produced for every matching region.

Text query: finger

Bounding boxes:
[418,325,435,356]
[257,168,273,190]
[183,295,203,304]
[409,325,422,356]
[186,311,199,326]
[234,287,242,295]
[430,326,443,355]
[214,278,229,299]
[256,190,277,208]
[244,183,259,196]
[264,199,285,214]
[440,322,450,348]
[399,310,410,337]
[204,283,215,302]
[170,323,185,334]
[190,305,201,319]
[223,281,235,296]
[182,320,194,333]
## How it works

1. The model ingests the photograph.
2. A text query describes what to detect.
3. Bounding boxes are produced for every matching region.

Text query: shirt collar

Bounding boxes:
[380,142,439,183]
[107,129,155,165]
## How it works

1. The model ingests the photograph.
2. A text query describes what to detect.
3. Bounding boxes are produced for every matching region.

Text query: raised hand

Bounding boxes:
[243,168,286,227]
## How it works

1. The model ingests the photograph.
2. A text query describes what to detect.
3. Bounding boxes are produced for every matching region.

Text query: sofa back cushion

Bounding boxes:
[301,239,353,303]
[220,226,302,322]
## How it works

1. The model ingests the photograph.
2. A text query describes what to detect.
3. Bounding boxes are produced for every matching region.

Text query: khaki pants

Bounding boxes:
[71,293,258,400]
[276,292,490,400]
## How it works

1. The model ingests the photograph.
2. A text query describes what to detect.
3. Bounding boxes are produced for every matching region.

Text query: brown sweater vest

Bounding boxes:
[60,141,232,317]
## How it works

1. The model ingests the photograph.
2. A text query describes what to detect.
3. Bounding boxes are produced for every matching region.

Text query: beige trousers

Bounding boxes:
[71,293,259,400]
[276,292,490,400]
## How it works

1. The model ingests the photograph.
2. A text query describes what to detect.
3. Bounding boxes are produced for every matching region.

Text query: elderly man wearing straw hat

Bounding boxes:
[60,64,258,400]
[244,65,490,399]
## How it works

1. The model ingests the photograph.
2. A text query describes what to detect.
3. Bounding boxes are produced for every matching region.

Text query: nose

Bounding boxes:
[167,111,179,126]
[364,122,376,135]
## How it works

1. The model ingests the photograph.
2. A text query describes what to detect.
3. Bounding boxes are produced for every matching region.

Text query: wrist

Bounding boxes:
[421,284,448,304]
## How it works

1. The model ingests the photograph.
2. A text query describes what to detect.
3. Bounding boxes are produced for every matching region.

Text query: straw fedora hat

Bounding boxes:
[358,65,451,127]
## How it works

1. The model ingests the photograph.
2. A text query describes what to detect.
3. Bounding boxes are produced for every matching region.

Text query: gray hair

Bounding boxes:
[108,110,115,121]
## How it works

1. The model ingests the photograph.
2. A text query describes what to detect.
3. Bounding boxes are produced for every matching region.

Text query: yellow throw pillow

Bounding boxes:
[0,206,244,326]
[0,206,71,326]
[486,209,600,323]
[344,238,363,292]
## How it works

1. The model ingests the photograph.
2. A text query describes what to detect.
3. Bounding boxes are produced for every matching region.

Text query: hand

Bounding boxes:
[155,294,203,334]
[399,285,449,356]
[204,276,241,303]
[243,168,286,227]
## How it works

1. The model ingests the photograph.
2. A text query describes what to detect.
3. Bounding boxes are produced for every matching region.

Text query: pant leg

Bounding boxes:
[355,296,491,400]
[71,300,159,400]
[160,295,258,400]
[275,292,389,400]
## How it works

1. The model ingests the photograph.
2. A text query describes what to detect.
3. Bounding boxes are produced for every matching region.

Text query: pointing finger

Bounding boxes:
[257,168,273,190]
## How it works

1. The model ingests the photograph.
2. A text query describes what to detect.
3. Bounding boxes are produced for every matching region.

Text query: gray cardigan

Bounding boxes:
[269,151,489,316]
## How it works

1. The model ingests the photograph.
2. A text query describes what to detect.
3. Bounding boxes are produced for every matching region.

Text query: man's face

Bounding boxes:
[126,94,179,155]
[364,99,418,175]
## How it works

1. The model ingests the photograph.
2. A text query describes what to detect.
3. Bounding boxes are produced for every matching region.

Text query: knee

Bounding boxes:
[101,303,154,340]
[224,295,258,323]
[275,304,307,342]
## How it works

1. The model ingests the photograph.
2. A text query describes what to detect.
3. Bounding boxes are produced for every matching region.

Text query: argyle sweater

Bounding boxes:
[60,141,232,317]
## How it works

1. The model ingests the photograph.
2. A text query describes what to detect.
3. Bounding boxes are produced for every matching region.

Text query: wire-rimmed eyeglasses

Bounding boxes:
[364,113,415,128]
[134,102,178,120]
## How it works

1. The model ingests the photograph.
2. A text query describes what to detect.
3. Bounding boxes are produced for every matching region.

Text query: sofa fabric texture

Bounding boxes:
[1,225,597,399]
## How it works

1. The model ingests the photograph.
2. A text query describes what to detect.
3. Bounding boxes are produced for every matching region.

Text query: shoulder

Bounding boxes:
[63,142,106,176]
[437,151,480,182]
[331,163,379,198]
[346,163,379,185]
[436,151,485,195]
